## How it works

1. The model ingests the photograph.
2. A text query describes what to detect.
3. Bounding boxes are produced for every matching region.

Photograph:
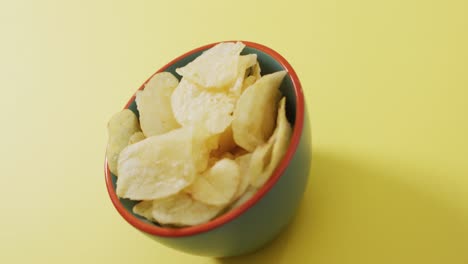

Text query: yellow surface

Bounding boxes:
[1,0,467,263]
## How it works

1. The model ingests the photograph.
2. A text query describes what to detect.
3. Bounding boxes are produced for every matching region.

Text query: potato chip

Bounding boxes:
[175,42,245,89]
[232,71,286,152]
[241,54,257,71]
[171,78,236,134]
[251,62,261,80]
[133,200,154,221]
[192,129,220,171]
[211,125,236,156]
[242,75,257,91]
[241,62,261,92]
[152,193,223,226]
[251,97,292,187]
[188,158,240,206]
[107,109,140,176]
[228,186,258,211]
[128,131,145,145]
[233,153,253,199]
[116,127,212,200]
[136,72,180,137]
[248,141,274,186]
[232,146,249,157]
[219,151,235,160]
[229,54,258,96]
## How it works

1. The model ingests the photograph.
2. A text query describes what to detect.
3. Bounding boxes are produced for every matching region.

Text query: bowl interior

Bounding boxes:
[109,43,299,229]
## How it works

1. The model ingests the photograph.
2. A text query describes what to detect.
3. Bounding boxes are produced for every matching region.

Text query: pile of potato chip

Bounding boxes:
[107,42,292,227]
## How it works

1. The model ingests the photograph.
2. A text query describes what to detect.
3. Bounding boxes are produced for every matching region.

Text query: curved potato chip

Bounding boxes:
[133,200,154,221]
[220,151,235,160]
[211,125,236,156]
[251,62,261,80]
[251,98,292,187]
[233,153,253,199]
[229,54,258,96]
[232,147,249,157]
[242,75,257,91]
[232,71,287,151]
[171,78,236,134]
[116,127,209,200]
[192,129,219,172]
[188,158,240,206]
[240,62,261,92]
[128,131,145,145]
[136,72,180,137]
[248,141,274,186]
[228,186,258,211]
[175,42,245,89]
[107,109,140,176]
[152,193,223,226]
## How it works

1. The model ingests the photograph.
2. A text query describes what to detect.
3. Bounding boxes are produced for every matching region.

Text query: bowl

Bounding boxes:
[104,41,311,257]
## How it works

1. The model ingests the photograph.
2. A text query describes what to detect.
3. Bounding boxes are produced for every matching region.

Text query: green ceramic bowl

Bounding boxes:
[105,41,311,257]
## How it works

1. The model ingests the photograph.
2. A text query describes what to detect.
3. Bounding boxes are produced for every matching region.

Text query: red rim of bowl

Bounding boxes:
[104,40,304,237]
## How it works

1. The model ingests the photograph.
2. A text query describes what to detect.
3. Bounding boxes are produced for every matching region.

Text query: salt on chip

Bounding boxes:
[107,109,140,176]
[116,127,211,200]
[128,131,145,145]
[188,158,240,206]
[136,72,180,137]
[250,97,292,188]
[152,193,223,226]
[232,71,287,151]
[175,42,245,89]
[171,78,236,134]
[133,200,155,221]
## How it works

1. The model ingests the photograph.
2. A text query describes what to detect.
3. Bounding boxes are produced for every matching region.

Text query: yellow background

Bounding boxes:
[1,0,467,263]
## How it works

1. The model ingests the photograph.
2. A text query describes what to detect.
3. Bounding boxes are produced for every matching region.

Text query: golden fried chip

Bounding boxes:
[136,72,180,137]
[152,193,223,226]
[232,71,286,152]
[188,158,240,206]
[176,42,245,89]
[250,98,292,187]
[171,78,236,134]
[128,131,145,145]
[107,109,140,176]
[116,127,211,200]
